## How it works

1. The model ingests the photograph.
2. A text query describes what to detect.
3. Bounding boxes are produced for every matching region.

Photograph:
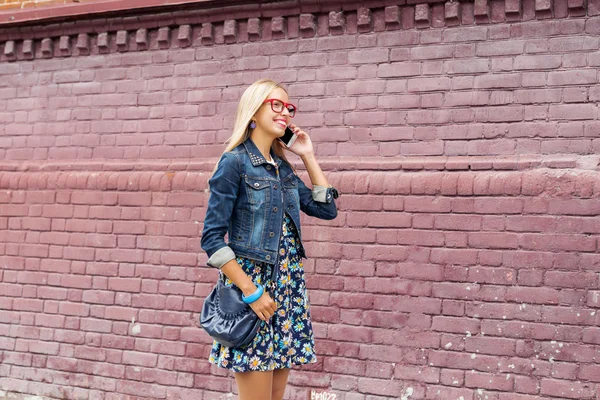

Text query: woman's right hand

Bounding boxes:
[248,291,277,321]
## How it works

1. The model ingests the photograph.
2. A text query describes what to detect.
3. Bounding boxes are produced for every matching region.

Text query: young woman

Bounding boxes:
[200,78,339,400]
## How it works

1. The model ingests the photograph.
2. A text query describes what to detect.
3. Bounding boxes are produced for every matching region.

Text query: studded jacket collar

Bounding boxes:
[243,137,283,168]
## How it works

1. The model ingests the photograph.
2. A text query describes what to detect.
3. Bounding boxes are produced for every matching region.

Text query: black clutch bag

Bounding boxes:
[200,260,278,348]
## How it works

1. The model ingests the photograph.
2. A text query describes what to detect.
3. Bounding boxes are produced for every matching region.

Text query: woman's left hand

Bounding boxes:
[284,124,314,157]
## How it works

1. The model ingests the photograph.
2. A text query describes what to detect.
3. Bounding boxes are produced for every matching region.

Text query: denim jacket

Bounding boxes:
[200,137,338,269]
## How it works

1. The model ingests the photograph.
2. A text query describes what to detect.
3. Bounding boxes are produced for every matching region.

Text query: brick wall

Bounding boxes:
[1,0,600,399]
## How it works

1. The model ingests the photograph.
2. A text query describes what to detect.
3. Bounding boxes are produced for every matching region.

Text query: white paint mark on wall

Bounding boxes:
[130,316,141,335]
[400,387,413,400]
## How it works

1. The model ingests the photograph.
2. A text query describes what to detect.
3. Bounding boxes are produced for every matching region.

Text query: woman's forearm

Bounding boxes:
[300,152,329,187]
[219,258,258,296]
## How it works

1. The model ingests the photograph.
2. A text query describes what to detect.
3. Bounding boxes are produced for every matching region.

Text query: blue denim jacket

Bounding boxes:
[201,137,338,269]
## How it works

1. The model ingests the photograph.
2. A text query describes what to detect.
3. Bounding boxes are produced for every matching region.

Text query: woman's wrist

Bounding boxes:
[300,152,316,162]
[241,282,258,296]
[242,284,264,304]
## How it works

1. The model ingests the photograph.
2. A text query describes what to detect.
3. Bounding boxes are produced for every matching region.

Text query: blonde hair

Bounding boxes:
[209,78,296,178]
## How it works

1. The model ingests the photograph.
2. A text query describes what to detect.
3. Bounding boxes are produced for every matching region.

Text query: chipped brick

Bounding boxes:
[299,13,316,35]
[475,0,489,16]
[178,24,192,47]
[385,6,401,25]
[76,33,89,54]
[223,20,237,42]
[247,17,261,39]
[271,16,286,34]
[59,35,70,56]
[3,40,15,59]
[135,28,148,48]
[200,22,213,44]
[329,10,345,31]
[41,37,53,57]
[97,32,109,52]
[504,0,521,15]
[157,27,170,47]
[415,3,430,28]
[22,39,33,58]
[357,7,372,31]
[116,30,128,52]
[445,1,461,25]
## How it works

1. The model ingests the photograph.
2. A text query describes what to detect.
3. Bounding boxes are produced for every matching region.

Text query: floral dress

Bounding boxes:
[208,212,318,372]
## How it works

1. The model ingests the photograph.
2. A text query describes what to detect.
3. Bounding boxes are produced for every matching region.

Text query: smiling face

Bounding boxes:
[252,87,292,139]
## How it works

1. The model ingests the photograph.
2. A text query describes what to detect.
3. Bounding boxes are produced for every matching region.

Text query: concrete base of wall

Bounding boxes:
[0,391,53,400]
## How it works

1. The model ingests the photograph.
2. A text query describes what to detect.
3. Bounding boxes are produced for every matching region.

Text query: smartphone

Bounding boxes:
[279,126,298,148]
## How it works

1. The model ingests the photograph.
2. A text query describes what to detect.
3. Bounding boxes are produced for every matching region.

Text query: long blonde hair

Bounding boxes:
[210,78,295,178]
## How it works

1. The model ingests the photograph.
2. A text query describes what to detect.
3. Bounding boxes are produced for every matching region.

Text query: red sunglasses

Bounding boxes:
[263,99,297,118]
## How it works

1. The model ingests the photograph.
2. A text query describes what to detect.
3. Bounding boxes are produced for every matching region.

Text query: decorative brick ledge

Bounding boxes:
[1,0,598,62]
[0,168,598,199]
[0,155,597,173]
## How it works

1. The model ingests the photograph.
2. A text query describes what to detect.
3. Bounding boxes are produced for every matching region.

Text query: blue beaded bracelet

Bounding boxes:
[242,284,264,304]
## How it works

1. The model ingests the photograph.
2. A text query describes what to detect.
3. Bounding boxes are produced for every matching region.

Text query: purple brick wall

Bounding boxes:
[0,0,599,399]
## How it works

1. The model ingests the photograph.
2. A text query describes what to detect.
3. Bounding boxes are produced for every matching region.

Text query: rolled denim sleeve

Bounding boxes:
[312,185,332,203]
[296,176,337,220]
[200,152,240,269]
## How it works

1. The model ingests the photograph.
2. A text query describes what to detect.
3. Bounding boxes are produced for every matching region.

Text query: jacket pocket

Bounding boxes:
[244,175,270,206]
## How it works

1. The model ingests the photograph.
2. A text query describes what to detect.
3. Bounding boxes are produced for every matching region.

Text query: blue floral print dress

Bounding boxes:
[208,212,317,372]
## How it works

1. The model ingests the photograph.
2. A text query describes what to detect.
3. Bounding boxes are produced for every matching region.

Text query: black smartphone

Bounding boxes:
[279,126,298,148]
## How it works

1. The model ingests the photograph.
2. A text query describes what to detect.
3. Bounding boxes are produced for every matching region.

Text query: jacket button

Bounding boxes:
[269,232,274,237]
[273,207,278,212]
[265,255,271,260]
[266,165,271,170]
[254,183,259,187]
